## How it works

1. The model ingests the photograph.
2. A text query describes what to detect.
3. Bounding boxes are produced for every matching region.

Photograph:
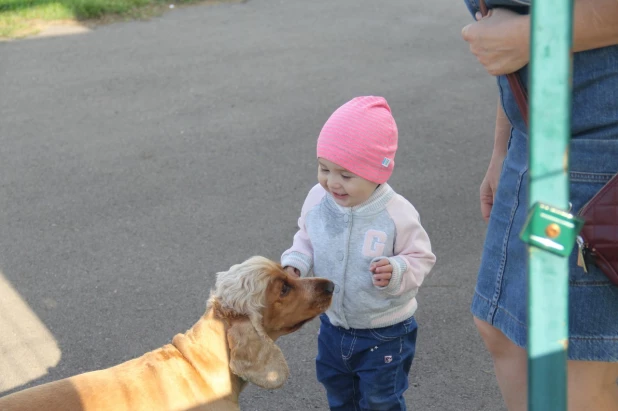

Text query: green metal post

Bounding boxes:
[527,0,574,409]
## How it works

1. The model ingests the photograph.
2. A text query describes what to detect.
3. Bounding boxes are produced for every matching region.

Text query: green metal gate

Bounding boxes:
[520,0,583,409]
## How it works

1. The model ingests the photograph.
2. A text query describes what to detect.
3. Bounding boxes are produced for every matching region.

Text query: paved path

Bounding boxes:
[0,1,503,409]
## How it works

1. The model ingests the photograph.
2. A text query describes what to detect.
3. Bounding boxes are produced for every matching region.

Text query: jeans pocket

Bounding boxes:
[402,316,417,333]
[369,317,415,341]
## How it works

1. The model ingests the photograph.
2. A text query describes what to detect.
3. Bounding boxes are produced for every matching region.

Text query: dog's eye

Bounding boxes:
[281,283,292,297]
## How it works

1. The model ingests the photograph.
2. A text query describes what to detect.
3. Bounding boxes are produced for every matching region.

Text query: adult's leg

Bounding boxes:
[567,361,618,411]
[476,317,618,411]
[474,316,527,411]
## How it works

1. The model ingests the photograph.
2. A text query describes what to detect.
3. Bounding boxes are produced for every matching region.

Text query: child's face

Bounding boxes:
[317,158,379,208]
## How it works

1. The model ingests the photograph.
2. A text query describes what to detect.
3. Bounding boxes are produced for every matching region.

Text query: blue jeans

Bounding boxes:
[316,314,418,411]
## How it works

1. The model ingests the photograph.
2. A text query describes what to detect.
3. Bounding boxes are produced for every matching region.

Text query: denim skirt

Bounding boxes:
[471,129,618,361]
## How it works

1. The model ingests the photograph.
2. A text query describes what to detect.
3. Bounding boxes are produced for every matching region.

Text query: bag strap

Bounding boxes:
[479,0,529,127]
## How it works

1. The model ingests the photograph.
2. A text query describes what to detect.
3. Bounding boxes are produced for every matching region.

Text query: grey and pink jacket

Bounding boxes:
[281,183,436,330]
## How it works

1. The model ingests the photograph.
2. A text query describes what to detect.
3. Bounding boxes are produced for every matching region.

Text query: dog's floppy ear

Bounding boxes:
[227,318,289,389]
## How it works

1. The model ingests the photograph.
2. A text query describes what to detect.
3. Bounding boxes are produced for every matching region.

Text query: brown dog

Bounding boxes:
[0,256,334,411]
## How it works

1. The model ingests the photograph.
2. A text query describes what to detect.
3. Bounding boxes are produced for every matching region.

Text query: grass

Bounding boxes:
[0,0,224,38]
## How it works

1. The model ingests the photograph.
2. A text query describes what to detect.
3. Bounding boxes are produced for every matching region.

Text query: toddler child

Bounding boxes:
[281,96,436,410]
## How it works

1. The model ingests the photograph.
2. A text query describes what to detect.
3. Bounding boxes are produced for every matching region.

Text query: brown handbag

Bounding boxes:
[478,0,618,284]
[577,174,618,285]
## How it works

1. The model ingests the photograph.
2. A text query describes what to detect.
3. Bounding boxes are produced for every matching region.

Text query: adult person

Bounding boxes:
[461,1,618,410]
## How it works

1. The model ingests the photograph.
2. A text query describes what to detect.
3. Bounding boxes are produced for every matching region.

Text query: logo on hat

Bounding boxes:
[381,158,391,167]
[384,355,393,363]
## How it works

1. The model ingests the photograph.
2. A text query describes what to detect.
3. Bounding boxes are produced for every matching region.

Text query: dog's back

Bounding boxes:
[0,342,237,411]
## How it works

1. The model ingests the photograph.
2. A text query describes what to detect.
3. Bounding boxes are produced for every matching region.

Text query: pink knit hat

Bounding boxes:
[317,96,398,184]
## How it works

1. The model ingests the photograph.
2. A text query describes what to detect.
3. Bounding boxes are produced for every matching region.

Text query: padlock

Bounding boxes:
[520,202,584,257]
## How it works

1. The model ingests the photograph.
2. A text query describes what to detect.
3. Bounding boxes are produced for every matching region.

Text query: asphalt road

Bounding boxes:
[0,0,504,409]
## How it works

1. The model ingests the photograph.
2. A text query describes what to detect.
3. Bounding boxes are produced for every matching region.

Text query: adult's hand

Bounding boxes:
[480,154,505,223]
[462,8,530,76]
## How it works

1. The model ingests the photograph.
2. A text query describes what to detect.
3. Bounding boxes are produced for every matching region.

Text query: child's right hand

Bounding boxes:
[284,266,301,277]
[370,258,393,287]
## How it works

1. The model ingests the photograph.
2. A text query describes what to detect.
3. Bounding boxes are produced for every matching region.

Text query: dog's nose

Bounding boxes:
[322,280,335,294]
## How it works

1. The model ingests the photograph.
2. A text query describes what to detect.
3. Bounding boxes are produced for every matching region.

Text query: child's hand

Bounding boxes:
[284,266,301,277]
[370,259,392,287]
